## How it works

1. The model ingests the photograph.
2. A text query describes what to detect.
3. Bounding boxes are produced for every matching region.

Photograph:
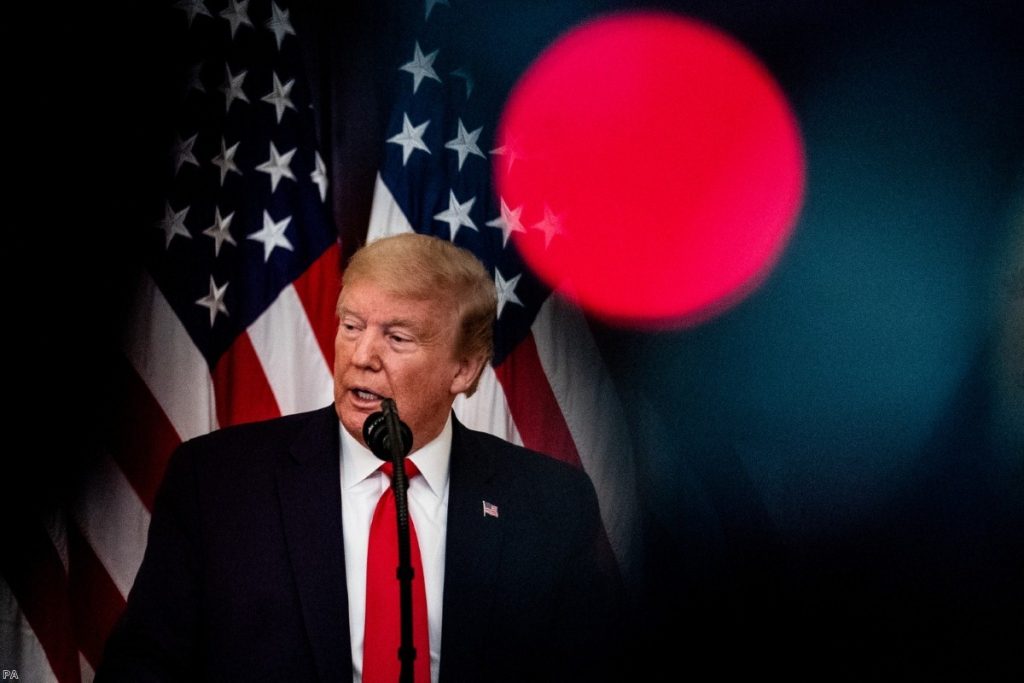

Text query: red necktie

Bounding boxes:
[363,460,431,683]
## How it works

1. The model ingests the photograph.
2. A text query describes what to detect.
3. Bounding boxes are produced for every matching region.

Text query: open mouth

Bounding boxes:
[351,388,387,404]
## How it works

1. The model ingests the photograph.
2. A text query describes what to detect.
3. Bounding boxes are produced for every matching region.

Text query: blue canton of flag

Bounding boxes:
[153,0,336,367]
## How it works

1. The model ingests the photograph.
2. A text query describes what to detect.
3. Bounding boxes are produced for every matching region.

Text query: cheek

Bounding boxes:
[333,335,352,368]
[421,360,459,396]
[397,363,443,401]
[332,329,342,357]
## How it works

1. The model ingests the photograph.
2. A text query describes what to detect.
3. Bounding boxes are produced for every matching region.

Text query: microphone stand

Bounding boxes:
[380,399,417,683]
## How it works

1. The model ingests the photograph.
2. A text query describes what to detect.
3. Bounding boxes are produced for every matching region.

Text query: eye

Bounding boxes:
[389,334,410,344]
[339,320,363,336]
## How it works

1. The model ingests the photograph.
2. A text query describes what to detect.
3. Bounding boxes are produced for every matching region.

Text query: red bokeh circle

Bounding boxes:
[496,12,805,327]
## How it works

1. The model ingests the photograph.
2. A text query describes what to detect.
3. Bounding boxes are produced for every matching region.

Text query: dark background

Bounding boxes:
[18,0,1023,678]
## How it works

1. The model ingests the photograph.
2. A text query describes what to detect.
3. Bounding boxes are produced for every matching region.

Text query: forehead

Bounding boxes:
[339,278,455,328]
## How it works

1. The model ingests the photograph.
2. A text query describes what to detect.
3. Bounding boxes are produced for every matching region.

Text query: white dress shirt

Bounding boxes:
[340,415,451,683]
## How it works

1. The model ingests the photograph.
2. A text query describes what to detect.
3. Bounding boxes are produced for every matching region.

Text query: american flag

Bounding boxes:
[482,501,500,519]
[2,2,339,680]
[367,0,640,586]
[1,1,638,680]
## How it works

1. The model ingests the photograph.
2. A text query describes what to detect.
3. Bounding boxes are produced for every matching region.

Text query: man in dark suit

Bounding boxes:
[96,233,622,682]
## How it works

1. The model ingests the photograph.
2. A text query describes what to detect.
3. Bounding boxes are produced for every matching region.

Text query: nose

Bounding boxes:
[351,329,383,371]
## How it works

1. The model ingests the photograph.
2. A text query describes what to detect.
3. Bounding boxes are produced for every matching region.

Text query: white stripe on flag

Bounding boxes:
[80,653,95,683]
[125,270,218,441]
[248,283,335,416]
[454,364,523,446]
[533,295,642,580]
[72,453,151,598]
[0,575,59,683]
[367,173,417,241]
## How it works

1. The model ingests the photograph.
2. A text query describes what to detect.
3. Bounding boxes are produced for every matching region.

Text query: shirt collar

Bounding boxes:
[339,413,452,499]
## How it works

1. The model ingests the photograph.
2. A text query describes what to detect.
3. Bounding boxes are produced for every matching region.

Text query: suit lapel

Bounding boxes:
[439,417,509,681]
[276,405,352,682]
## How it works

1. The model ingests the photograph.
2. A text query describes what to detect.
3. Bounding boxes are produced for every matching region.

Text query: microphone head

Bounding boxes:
[363,410,413,461]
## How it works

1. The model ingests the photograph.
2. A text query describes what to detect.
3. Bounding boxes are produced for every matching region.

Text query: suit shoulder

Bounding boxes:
[154,405,337,512]
[184,405,329,448]
[456,422,595,492]
[172,404,336,471]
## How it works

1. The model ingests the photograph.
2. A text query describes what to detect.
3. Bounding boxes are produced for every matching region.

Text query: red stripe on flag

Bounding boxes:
[67,522,127,669]
[292,241,342,370]
[104,353,183,512]
[212,331,282,428]
[494,332,582,467]
[0,522,82,683]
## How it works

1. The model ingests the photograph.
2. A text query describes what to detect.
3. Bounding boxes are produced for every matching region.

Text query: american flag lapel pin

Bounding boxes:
[482,500,499,518]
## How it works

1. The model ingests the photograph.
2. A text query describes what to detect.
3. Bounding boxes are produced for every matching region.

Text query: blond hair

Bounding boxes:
[341,233,496,395]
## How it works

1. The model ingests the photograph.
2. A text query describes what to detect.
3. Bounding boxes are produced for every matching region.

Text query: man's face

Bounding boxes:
[333,278,479,452]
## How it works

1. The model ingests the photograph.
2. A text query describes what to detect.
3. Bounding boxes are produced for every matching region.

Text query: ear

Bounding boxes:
[449,353,488,396]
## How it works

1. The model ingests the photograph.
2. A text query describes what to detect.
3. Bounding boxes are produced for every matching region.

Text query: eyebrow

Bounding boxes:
[339,308,435,339]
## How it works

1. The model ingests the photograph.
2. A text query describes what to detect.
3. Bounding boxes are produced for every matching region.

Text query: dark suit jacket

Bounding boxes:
[96,405,623,682]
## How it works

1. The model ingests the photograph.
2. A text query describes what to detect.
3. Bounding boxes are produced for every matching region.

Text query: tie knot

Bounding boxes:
[380,459,420,479]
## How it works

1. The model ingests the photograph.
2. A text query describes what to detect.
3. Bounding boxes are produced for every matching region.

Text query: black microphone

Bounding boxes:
[363,398,413,461]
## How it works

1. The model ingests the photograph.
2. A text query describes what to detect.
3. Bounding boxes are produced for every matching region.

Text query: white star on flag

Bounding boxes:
[433,190,477,240]
[173,133,200,175]
[202,207,237,256]
[195,275,230,327]
[158,203,192,248]
[311,151,328,202]
[256,141,297,192]
[494,269,524,318]
[490,138,524,174]
[248,210,294,262]
[266,2,296,50]
[221,65,249,112]
[220,0,253,38]
[486,198,526,247]
[175,0,211,27]
[387,113,431,165]
[400,42,441,94]
[262,72,296,123]
[533,204,564,249]
[211,138,241,185]
[444,119,485,170]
